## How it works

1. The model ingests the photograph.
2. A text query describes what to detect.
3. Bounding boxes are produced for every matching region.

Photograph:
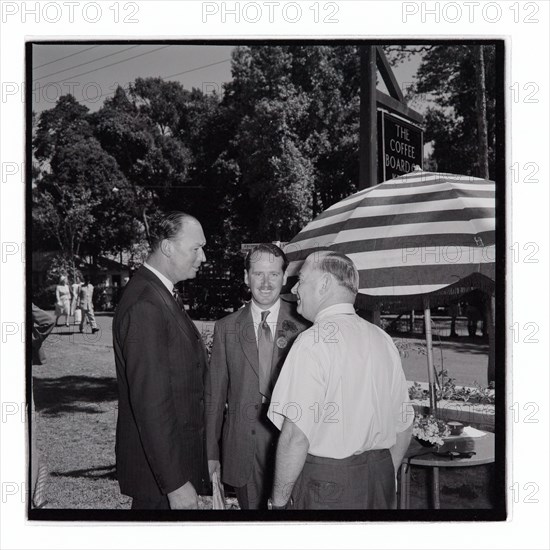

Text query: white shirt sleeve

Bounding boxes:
[268,333,328,443]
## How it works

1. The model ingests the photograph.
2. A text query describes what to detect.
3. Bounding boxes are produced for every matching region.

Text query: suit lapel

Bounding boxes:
[138,267,201,345]
[271,300,294,368]
[271,304,285,367]
[237,304,259,378]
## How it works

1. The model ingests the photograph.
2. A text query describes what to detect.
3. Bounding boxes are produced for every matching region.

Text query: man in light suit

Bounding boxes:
[78,276,99,334]
[113,212,209,510]
[205,244,309,509]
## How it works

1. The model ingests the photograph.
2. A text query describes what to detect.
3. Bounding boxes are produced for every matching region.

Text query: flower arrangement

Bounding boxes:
[413,414,450,447]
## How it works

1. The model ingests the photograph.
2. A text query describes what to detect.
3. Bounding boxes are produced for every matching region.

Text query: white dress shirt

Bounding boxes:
[143,261,174,295]
[269,303,413,459]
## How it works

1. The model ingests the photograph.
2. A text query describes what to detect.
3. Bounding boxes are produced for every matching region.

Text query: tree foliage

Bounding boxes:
[32,45,497,311]
[413,45,496,178]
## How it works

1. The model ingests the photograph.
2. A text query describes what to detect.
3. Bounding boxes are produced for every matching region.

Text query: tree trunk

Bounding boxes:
[474,45,490,179]
[143,207,151,245]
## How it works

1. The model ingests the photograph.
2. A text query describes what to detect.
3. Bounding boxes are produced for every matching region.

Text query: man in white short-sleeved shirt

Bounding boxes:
[267,251,413,510]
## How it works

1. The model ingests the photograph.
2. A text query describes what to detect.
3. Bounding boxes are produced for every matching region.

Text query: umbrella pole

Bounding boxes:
[423,301,438,414]
[486,294,496,385]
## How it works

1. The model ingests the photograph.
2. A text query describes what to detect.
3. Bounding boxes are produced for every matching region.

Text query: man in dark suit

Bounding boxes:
[205,244,308,509]
[113,212,209,510]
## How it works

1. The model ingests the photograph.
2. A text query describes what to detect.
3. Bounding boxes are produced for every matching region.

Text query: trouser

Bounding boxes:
[234,406,277,510]
[79,306,97,331]
[289,449,396,510]
[131,495,170,510]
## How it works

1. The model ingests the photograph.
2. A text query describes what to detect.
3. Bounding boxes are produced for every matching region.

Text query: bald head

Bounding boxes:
[310,251,359,296]
[291,251,358,321]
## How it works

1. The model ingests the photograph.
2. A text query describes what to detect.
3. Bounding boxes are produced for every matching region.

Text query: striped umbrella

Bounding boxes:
[284,169,496,410]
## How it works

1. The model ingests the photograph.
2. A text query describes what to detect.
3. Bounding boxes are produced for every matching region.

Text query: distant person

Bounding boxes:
[268,252,412,510]
[113,211,209,510]
[205,244,309,510]
[466,304,482,337]
[70,275,82,325]
[54,275,71,327]
[448,301,459,337]
[78,276,99,334]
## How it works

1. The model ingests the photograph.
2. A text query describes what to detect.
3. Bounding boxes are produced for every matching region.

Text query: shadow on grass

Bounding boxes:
[51,464,117,480]
[33,376,118,416]
[444,342,490,356]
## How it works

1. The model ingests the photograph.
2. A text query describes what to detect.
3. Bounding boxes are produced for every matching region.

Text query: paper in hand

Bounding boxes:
[212,470,226,510]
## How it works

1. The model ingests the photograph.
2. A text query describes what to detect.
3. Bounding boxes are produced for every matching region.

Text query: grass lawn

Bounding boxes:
[32,312,491,510]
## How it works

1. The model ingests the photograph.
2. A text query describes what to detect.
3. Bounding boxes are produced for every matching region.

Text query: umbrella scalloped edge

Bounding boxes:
[354,272,496,311]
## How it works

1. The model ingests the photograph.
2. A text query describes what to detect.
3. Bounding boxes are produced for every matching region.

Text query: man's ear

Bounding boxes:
[160,238,172,257]
[282,270,288,287]
[244,269,249,287]
[319,273,331,294]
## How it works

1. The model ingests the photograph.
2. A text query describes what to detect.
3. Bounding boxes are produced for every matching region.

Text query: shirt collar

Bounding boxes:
[314,303,355,323]
[250,297,281,325]
[143,261,174,295]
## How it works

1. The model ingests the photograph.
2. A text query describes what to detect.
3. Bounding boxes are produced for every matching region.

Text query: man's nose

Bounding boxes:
[200,249,206,262]
[291,282,298,294]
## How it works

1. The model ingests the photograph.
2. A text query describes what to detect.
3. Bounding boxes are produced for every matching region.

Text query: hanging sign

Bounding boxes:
[378,111,423,182]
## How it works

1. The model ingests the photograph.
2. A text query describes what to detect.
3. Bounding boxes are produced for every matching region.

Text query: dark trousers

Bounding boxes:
[290,449,396,510]
[234,407,277,510]
[131,495,170,510]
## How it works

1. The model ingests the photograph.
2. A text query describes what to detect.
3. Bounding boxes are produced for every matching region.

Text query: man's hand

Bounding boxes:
[208,459,221,481]
[167,481,198,509]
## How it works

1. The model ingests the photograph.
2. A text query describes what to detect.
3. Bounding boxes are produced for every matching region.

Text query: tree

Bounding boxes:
[413,45,496,178]
[223,45,362,241]
[33,95,92,165]
[33,95,137,264]
[33,133,133,258]
[474,45,490,180]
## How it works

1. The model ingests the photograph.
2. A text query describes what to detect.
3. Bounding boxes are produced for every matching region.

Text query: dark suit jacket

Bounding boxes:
[205,299,308,488]
[113,266,208,499]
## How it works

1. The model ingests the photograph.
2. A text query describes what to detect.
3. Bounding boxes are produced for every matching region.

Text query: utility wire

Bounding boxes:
[33,45,100,70]
[36,46,139,80]
[38,46,171,87]
[164,58,231,79]
[98,58,231,100]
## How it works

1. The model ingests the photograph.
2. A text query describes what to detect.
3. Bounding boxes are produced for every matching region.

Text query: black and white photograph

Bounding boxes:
[27,39,505,520]
[0,1,548,549]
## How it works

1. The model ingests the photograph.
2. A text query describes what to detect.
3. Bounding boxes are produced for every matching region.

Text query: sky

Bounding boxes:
[31,44,234,112]
[31,43,423,114]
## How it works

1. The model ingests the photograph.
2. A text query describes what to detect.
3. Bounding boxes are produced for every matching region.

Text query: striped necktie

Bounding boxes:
[258,310,274,398]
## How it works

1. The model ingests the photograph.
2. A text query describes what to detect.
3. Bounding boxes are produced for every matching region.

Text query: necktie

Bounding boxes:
[258,310,274,398]
[173,287,201,340]
[173,287,187,311]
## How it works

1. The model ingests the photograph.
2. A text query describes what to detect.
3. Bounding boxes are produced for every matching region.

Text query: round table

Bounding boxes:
[398,431,495,509]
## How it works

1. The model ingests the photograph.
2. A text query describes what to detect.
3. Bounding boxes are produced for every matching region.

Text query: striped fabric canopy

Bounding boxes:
[284,170,495,308]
